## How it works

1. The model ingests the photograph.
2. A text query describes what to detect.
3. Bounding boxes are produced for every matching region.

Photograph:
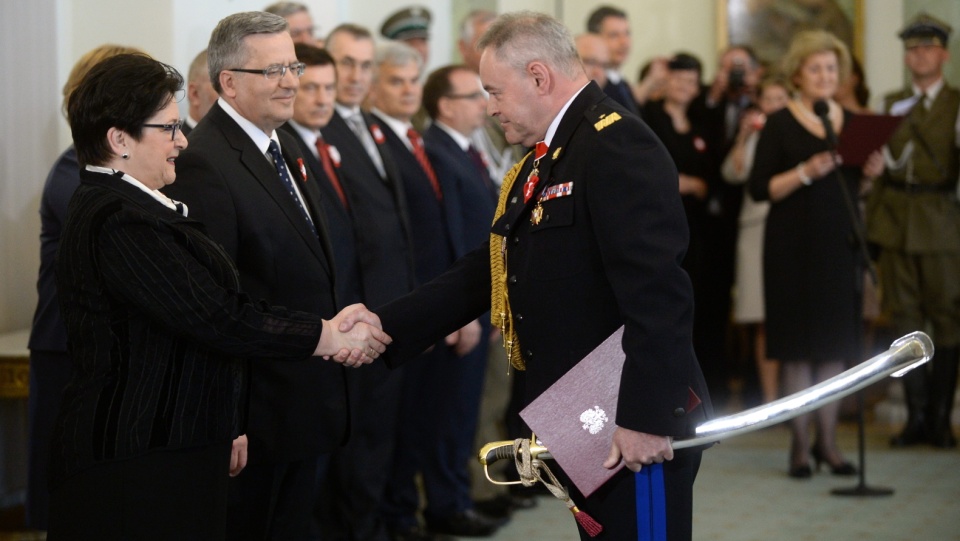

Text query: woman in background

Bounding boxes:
[748,31,884,479]
[722,77,790,405]
[642,52,721,292]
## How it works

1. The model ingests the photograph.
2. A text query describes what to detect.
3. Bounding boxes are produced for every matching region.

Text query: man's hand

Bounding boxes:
[805,150,839,179]
[862,150,885,179]
[679,174,709,200]
[316,303,392,367]
[445,319,482,357]
[230,434,248,477]
[602,427,674,473]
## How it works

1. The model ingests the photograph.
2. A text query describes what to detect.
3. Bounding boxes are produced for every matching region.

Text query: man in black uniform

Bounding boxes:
[352,11,711,541]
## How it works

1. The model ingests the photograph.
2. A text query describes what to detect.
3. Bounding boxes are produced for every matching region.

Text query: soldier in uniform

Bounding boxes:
[867,13,960,448]
[353,11,712,540]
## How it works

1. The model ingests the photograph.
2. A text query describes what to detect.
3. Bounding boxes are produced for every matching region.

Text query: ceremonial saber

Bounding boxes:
[479,331,933,477]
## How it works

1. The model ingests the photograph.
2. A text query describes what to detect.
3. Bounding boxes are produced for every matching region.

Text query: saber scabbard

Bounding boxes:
[479,331,933,482]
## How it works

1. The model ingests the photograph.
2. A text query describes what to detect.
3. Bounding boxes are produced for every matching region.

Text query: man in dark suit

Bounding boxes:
[367,43,496,540]
[317,25,423,541]
[324,23,415,305]
[162,12,354,539]
[351,12,712,541]
[280,44,360,308]
[421,65,498,254]
[421,62,505,521]
[586,6,639,116]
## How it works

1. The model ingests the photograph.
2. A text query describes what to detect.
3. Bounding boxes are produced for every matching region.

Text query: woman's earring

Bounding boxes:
[122,153,129,159]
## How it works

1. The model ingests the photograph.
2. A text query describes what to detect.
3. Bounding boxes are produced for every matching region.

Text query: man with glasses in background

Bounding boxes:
[575,33,609,89]
[164,12,361,539]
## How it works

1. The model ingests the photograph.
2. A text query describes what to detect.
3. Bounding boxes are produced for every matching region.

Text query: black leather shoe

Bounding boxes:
[811,445,857,476]
[890,417,928,447]
[474,495,513,518]
[788,463,812,479]
[426,509,504,537]
[390,525,454,541]
[929,426,957,448]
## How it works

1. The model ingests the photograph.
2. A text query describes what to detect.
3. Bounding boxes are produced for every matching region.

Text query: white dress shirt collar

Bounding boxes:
[218,97,281,156]
[544,83,589,147]
[85,164,185,214]
[371,107,414,151]
[287,120,320,158]
[913,77,944,103]
[435,121,472,152]
[335,102,362,120]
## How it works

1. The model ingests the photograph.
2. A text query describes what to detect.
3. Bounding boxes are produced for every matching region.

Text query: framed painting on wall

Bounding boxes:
[718,0,865,70]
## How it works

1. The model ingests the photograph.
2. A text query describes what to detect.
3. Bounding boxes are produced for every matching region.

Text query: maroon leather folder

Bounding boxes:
[837,114,903,166]
[520,327,625,497]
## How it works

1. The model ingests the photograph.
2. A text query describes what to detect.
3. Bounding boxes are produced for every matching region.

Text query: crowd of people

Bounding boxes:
[23,2,958,541]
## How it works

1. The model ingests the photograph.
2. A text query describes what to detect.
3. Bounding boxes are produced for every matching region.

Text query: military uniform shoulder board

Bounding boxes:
[585,103,623,133]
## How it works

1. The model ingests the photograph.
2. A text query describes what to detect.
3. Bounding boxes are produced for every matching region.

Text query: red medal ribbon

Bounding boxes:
[523,141,549,203]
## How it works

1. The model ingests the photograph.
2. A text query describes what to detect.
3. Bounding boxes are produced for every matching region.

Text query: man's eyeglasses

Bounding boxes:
[227,62,307,80]
[444,91,486,101]
[142,119,185,141]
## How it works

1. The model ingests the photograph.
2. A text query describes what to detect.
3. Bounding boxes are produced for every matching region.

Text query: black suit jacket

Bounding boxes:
[322,110,415,304]
[372,114,456,285]
[378,82,711,439]
[602,79,640,116]
[163,102,346,464]
[423,124,498,257]
[53,170,323,486]
[29,147,80,353]
[279,123,363,306]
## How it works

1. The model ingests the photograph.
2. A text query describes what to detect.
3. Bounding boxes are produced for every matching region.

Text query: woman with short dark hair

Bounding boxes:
[47,54,387,540]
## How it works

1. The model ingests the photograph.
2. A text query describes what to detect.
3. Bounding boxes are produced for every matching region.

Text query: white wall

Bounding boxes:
[0,0,935,333]
[0,0,60,332]
[865,0,905,110]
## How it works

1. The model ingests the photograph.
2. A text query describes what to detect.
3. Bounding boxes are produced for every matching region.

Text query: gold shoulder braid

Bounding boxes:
[490,150,533,371]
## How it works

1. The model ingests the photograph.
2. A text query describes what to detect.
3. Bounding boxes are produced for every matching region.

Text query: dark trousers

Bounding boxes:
[26,350,73,530]
[314,362,404,541]
[561,449,703,541]
[227,456,320,540]
[382,336,489,528]
[48,442,231,541]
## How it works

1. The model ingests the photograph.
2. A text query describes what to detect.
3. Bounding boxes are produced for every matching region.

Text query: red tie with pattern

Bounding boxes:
[315,137,348,209]
[407,127,442,201]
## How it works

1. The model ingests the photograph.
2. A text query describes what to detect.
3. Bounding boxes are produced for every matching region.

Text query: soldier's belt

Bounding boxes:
[886,179,957,193]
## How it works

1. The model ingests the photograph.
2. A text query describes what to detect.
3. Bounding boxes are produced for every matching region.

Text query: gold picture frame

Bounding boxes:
[718,0,865,69]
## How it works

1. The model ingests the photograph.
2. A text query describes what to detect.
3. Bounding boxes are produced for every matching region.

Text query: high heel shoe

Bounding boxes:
[810,445,857,476]
[788,463,812,479]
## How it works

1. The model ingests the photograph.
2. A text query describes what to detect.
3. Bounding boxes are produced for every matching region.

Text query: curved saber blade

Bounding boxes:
[479,331,932,469]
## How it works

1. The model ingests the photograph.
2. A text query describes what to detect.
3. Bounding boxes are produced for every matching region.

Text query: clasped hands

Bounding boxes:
[315,303,392,367]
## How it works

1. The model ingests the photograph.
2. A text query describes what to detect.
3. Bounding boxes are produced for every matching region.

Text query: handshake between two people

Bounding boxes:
[315,303,392,368]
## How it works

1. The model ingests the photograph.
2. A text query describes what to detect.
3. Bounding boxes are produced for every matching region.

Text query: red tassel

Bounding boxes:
[572,507,603,537]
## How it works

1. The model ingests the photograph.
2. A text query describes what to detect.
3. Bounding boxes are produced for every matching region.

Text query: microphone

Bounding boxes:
[812,99,838,149]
